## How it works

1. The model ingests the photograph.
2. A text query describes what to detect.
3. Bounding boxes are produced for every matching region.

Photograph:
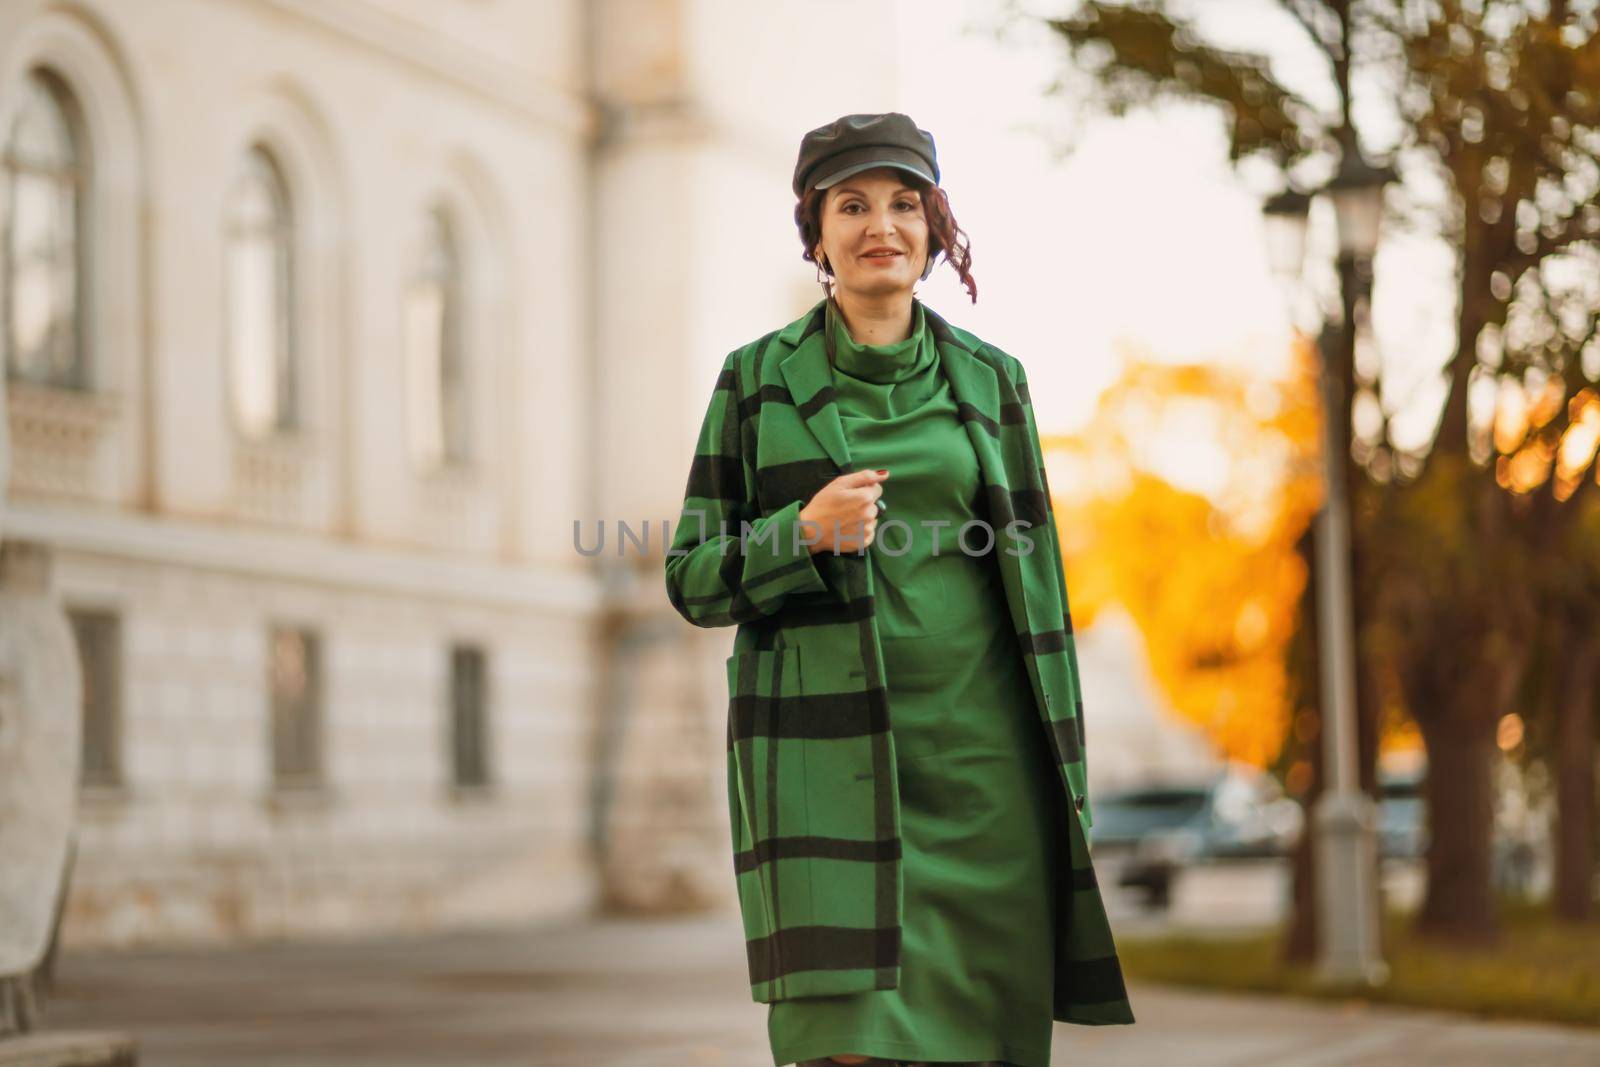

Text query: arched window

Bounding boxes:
[405,205,468,468]
[225,145,296,436]
[2,68,87,389]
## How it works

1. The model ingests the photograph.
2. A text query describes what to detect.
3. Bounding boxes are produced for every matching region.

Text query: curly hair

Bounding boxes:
[794,173,977,304]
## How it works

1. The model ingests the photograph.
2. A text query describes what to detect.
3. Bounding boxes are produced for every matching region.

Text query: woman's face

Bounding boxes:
[816,167,930,299]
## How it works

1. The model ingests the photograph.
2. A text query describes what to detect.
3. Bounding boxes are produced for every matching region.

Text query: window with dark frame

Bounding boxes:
[449,643,490,790]
[68,608,121,788]
[269,625,322,788]
[3,67,89,391]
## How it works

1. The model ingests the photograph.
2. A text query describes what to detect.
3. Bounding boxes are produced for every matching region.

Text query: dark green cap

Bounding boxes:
[793,112,939,199]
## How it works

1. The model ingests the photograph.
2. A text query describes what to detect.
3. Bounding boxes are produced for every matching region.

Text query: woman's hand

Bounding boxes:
[799,469,890,554]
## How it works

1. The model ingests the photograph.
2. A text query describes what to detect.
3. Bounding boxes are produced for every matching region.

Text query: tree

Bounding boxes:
[1032,0,1600,942]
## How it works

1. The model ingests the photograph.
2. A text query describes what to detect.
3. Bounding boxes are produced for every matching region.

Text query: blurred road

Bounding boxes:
[43,898,1600,1067]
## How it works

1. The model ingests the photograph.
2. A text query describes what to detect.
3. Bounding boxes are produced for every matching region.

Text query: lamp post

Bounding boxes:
[1261,189,1311,281]
[1262,149,1392,987]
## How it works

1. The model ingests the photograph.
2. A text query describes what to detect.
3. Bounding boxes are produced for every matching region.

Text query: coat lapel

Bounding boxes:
[923,308,1009,520]
[777,304,854,473]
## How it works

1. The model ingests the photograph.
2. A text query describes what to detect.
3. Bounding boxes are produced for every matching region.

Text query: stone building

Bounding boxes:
[0,0,897,947]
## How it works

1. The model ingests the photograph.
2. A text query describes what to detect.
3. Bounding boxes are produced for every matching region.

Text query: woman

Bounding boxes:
[664,112,1133,1067]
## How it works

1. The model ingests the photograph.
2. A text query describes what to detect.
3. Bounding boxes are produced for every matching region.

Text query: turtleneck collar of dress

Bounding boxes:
[826,296,935,386]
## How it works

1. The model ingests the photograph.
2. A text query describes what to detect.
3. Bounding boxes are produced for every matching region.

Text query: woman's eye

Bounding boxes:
[841,200,918,213]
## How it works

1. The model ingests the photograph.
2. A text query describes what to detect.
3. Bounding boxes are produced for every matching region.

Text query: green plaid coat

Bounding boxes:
[663,295,1135,1026]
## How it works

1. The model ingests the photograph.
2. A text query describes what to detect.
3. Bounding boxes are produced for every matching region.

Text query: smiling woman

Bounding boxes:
[661,111,1134,1067]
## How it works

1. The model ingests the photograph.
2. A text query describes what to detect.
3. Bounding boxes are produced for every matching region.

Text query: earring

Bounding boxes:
[815,251,831,296]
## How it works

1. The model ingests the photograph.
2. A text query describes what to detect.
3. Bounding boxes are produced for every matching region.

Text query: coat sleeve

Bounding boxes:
[664,349,830,628]
[1012,358,1095,830]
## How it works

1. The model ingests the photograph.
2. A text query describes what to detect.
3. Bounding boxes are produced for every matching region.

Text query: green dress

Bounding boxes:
[766,298,1063,1067]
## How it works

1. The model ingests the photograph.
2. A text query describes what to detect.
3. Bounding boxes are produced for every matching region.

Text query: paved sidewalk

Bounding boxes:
[41,910,1600,1067]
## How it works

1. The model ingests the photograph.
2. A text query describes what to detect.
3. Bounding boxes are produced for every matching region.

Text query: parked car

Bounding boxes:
[1088,766,1302,908]
[1377,764,1427,860]
[1088,783,1208,907]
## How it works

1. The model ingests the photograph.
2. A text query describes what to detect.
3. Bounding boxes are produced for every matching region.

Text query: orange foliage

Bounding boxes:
[1041,333,1324,768]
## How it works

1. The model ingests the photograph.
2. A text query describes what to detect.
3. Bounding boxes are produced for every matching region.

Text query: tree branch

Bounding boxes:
[1275,0,1339,61]
[1043,2,1329,167]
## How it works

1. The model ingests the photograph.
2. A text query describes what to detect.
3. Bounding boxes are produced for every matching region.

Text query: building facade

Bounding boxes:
[0,0,898,947]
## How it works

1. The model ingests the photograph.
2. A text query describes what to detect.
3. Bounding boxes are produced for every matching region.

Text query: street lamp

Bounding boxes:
[1261,188,1311,280]
[1261,153,1392,988]
[1326,152,1395,261]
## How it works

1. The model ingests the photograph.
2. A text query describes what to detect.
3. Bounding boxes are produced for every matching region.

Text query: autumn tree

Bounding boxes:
[1045,344,1324,770]
[1032,0,1600,942]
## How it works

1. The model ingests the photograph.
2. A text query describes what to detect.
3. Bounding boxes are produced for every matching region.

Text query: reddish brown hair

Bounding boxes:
[794,173,977,304]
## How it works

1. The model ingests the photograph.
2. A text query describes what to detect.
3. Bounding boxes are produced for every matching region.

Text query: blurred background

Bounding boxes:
[1,0,1598,1064]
